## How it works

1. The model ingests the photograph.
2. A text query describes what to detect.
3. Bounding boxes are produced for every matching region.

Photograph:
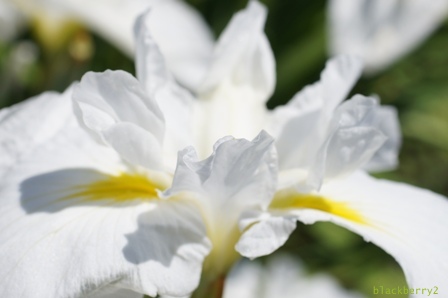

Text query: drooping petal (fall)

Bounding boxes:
[239,171,448,291]
[0,90,211,297]
[0,88,81,177]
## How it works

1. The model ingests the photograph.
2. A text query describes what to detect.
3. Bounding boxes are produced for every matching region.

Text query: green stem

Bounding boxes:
[191,275,225,298]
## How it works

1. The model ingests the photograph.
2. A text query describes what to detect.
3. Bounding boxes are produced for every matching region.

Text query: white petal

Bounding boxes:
[199,0,275,97]
[329,0,448,74]
[165,131,277,275]
[102,122,164,170]
[140,0,214,91]
[193,1,275,156]
[134,10,171,94]
[308,95,387,189]
[270,55,363,170]
[223,260,262,298]
[261,256,364,298]
[320,172,448,290]
[0,90,70,177]
[73,70,165,170]
[0,86,122,176]
[236,214,296,258]
[270,92,322,170]
[259,171,448,290]
[120,200,211,297]
[165,131,277,214]
[0,91,211,297]
[0,173,209,297]
[224,256,365,298]
[320,55,363,116]
[363,105,401,172]
[54,0,214,87]
[134,11,195,165]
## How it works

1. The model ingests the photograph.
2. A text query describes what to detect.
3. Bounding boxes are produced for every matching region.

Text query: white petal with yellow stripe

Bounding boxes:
[237,171,448,292]
[0,86,211,297]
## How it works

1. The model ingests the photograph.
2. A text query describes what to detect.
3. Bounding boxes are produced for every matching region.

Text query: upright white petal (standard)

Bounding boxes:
[199,1,275,96]
[193,1,276,157]
[307,95,387,189]
[224,256,365,298]
[269,55,396,190]
[73,70,165,170]
[134,12,195,163]
[137,0,214,91]
[0,83,211,297]
[271,55,364,171]
[328,0,448,74]
[131,0,276,161]
[363,104,401,172]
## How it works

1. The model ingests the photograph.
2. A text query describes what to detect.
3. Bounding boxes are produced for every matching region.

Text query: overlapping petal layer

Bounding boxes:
[165,131,276,276]
[134,13,195,164]
[73,70,165,170]
[0,90,211,297]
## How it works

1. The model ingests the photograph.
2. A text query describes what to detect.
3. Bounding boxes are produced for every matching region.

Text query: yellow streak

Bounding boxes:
[62,173,164,203]
[270,189,366,224]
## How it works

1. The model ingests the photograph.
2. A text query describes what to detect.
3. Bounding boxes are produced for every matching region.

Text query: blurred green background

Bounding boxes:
[1,0,447,297]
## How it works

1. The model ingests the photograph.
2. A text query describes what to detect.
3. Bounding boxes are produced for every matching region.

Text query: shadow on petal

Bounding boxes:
[19,168,210,272]
[19,168,157,214]
[123,200,210,266]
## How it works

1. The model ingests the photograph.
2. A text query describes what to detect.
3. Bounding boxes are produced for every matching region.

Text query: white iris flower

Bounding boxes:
[0,69,279,297]
[1,1,448,298]
[328,0,448,74]
[0,2,279,295]
[138,0,448,293]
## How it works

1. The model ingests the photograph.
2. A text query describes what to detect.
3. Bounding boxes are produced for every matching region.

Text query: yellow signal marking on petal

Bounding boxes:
[270,190,366,224]
[62,172,165,203]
